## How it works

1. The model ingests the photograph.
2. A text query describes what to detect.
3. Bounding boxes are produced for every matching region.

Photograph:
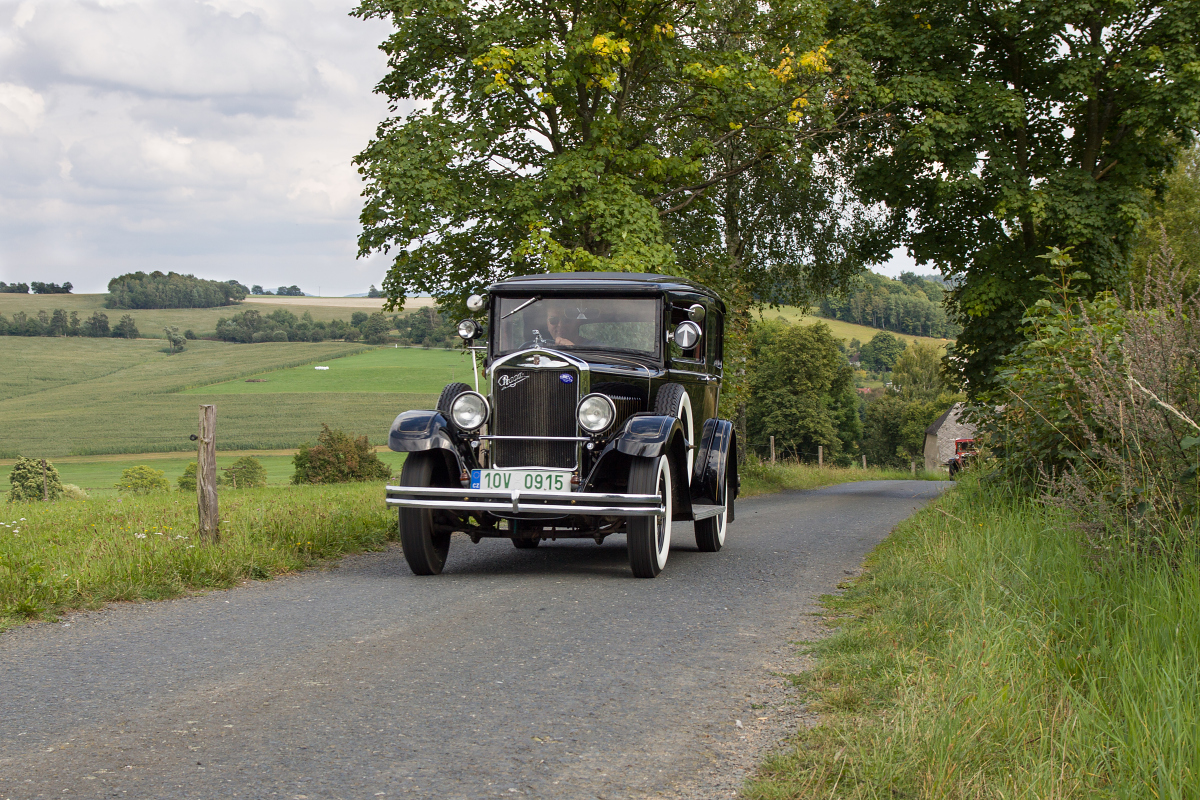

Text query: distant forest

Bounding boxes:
[106,272,249,309]
[817,272,961,339]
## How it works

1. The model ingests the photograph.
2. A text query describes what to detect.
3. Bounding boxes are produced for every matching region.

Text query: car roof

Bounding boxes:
[489,272,723,307]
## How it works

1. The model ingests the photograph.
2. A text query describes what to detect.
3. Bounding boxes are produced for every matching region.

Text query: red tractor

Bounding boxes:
[946,438,976,477]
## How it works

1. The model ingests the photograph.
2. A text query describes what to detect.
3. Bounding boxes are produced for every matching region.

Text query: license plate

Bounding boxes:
[471,469,571,492]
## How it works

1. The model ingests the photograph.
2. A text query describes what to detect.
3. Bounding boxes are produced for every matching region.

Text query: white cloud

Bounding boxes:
[0,0,395,293]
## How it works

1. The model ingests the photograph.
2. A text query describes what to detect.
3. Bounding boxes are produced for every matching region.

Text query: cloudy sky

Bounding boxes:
[0,1,915,297]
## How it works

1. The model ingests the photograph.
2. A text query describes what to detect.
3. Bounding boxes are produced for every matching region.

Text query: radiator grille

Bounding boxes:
[492,367,578,468]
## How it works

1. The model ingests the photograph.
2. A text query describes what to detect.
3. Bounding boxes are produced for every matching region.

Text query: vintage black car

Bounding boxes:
[384,273,738,578]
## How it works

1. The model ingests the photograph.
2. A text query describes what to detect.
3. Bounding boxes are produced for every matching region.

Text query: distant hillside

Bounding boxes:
[817,272,960,339]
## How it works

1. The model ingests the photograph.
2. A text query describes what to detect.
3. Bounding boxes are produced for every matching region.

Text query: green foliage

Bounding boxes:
[860,391,958,468]
[163,326,186,353]
[292,425,392,485]
[106,271,247,309]
[353,0,876,315]
[976,246,1200,542]
[0,282,29,293]
[819,271,960,338]
[392,309,457,348]
[60,484,88,501]
[836,0,1200,392]
[858,331,906,372]
[177,462,197,492]
[115,466,171,495]
[30,281,72,294]
[220,456,268,489]
[112,314,139,339]
[890,340,950,401]
[746,320,860,462]
[7,457,63,502]
[1135,143,1200,277]
[215,307,367,343]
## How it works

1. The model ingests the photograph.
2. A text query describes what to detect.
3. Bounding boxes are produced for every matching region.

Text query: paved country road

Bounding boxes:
[1,480,947,800]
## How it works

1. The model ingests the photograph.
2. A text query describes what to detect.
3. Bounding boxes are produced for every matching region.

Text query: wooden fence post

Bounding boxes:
[197,405,219,541]
[862,454,867,470]
[769,436,775,464]
[41,459,48,501]
[911,460,916,477]
[818,445,823,469]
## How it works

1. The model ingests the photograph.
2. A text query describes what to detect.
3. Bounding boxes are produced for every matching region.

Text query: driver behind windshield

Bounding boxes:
[546,303,592,347]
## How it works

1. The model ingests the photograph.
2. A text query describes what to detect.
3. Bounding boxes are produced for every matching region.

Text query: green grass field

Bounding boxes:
[0,294,402,338]
[181,346,477,395]
[0,338,459,457]
[764,308,951,350]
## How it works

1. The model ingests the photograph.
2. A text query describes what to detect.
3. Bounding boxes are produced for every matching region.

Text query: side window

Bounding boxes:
[668,303,703,363]
[707,309,723,371]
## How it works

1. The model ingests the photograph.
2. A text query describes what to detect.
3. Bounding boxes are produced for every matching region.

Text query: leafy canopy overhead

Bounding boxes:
[353,0,863,310]
[832,0,1200,390]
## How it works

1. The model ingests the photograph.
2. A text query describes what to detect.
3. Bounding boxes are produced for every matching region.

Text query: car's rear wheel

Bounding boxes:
[512,537,540,549]
[627,454,673,578]
[695,466,728,552]
[397,451,453,575]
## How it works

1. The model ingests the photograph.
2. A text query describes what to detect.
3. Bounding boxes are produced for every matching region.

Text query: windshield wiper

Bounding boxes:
[501,295,541,320]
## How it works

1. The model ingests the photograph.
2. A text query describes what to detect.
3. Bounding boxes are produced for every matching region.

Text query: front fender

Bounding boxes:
[614,414,684,459]
[388,410,457,453]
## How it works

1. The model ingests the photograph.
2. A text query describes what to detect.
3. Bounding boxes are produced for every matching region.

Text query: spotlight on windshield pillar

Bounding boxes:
[457,319,481,340]
[466,294,487,313]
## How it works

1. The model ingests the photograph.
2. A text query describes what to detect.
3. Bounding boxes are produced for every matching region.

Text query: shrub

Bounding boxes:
[177,462,197,491]
[220,456,268,489]
[292,425,391,485]
[115,466,170,495]
[112,314,139,339]
[60,484,89,501]
[7,456,63,502]
[184,329,197,340]
[977,245,1200,547]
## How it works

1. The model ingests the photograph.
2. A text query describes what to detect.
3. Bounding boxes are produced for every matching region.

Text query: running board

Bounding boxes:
[691,503,726,521]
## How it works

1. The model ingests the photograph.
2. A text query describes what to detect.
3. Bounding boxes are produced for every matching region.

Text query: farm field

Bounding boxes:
[765,307,952,349]
[0,450,409,498]
[182,346,475,395]
[0,338,447,457]
[0,294,424,338]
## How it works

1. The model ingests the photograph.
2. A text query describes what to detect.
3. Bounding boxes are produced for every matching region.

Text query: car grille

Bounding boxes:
[492,367,578,468]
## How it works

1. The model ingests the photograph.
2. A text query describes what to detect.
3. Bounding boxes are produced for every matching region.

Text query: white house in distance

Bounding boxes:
[924,403,976,472]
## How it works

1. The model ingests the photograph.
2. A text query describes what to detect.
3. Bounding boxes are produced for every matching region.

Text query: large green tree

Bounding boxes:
[832,0,1200,391]
[353,0,882,312]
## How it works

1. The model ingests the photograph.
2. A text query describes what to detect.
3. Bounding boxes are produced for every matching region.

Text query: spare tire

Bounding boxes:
[437,382,474,416]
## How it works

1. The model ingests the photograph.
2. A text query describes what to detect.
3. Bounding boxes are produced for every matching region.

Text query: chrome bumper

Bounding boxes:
[384,485,666,517]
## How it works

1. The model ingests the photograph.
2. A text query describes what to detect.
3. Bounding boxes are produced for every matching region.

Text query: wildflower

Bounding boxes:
[135,533,147,539]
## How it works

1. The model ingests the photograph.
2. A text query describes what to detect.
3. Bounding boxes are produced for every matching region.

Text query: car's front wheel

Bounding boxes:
[397,451,453,575]
[627,454,673,578]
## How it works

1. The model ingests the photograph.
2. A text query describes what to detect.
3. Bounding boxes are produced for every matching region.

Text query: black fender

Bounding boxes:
[387,410,469,477]
[690,419,738,523]
[614,414,684,458]
[612,414,691,520]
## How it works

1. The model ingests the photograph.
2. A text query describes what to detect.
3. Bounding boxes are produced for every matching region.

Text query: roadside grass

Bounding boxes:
[0,338,443,456]
[745,476,1200,799]
[0,481,397,631]
[0,451,409,497]
[180,346,475,395]
[740,460,944,498]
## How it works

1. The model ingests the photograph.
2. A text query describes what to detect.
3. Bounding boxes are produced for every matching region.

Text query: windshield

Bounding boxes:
[493,296,659,357]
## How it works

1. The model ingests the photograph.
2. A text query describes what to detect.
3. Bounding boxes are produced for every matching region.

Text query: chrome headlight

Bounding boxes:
[456,318,481,340]
[449,391,489,431]
[577,393,617,434]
